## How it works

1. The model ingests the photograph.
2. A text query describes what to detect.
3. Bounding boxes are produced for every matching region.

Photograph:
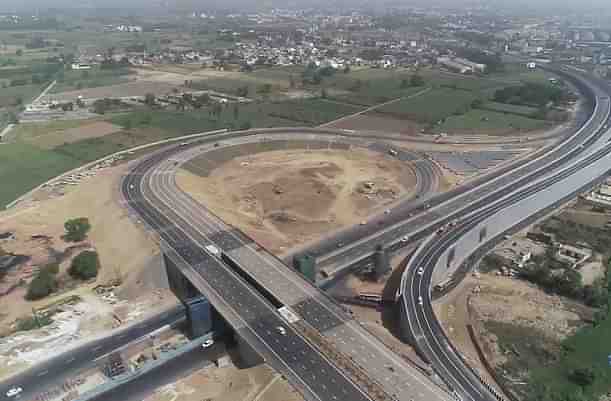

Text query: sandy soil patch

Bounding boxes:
[468,274,594,366]
[22,121,123,149]
[176,148,417,253]
[0,163,161,326]
[143,364,303,401]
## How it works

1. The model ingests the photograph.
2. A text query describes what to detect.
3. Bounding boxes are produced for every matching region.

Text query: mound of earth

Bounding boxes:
[176,148,418,254]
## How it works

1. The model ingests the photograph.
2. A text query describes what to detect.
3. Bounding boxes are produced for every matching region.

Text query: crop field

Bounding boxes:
[266,99,362,125]
[50,67,133,94]
[479,101,539,117]
[376,88,479,123]
[435,109,548,135]
[0,83,45,107]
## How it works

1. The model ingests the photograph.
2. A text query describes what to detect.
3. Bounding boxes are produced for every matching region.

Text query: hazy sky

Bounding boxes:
[2,0,611,15]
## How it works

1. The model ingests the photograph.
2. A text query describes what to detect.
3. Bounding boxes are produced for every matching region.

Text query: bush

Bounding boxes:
[64,217,91,242]
[69,251,99,280]
[26,269,57,300]
[15,314,53,331]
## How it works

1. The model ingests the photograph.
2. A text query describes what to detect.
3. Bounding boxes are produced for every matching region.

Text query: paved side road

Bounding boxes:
[0,305,185,401]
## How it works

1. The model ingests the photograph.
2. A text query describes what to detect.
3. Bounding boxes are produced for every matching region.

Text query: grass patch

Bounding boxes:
[51,67,132,94]
[435,109,547,134]
[485,321,561,400]
[527,313,611,401]
[0,143,79,207]
[0,83,45,107]
[480,101,540,117]
[376,88,478,124]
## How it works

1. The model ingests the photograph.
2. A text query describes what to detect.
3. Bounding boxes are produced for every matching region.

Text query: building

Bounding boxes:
[71,63,92,70]
[437,56,486,74]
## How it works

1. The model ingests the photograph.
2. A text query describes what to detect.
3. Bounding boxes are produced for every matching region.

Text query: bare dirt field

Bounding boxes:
[0,162,164,328]
[0,162,177,378]
[325,112,424,135]
[20,121,123,149]
[176,148,418,254]
[42,81,181,102]
[143,363,303,401]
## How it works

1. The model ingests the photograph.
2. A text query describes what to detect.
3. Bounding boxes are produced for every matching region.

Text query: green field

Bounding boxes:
[376,88,478,124]
[0,83,45,107]
[527,313,611,401]
[479,101,540,117]
[0,143,80,207]
[436,109,547,134]
[51,67,132,94]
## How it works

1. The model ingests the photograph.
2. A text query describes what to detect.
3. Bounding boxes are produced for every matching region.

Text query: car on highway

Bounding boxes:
[401,236,409,243]
[384,209,391,214]
[6,387,22,398]
[202,339,214,348]
[276,326,287,335]
[417,296,423,306]
[129,184,135,189]
[417,267,424,275]
[360,221,367,225]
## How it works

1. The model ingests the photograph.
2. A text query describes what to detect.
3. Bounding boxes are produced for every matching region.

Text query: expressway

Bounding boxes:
[400,76,611,400]
[3,66,604,401]
[123,137,451,401]
[117,66,610,401]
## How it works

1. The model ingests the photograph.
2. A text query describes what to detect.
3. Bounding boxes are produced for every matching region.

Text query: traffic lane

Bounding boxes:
[130,171,373,401]
[0,306,185,401]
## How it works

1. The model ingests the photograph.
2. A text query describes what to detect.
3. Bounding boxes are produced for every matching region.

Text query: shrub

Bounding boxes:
[15,314,53,331]
[26,269,57,300]
[69,250,99,280]
[64,217,91,242]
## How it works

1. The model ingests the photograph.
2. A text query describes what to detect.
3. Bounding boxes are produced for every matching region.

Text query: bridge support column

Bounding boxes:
[373,244,391,280]
[235,334,264,368]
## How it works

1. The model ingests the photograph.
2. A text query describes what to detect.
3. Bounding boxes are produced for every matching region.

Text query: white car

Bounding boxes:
[129,184,135,189]
[417,267,424,276]
[6,387,22,398]
[401,236,409,243]
[276,326,287,335]
[384,209,391,215]
[202,339,214,348]
[360,221,367,225]
[417,296,424,306]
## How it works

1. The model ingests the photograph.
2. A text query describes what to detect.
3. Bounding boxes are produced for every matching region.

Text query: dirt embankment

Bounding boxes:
[177,148,417,254]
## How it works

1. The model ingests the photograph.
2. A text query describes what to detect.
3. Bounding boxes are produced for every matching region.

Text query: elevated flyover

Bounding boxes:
[121,132,450,401]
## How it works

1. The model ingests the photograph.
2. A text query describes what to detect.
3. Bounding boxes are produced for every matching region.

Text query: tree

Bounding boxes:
[236,86,249,97]
[289,74,296,88]
[343,65,351,74]
[26,269,57,300]
[400,78,410,89]
[15,49,23,56]
[257,83,272,94]
[233,104,239,120]
[69,250,100,280]
[471,99,484,108]
[64,217,91,242]
[569,367,595,387]
[410,74,425,87]
[144,93,156,107]
[240,121,252,130]
[321,88,328,98]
